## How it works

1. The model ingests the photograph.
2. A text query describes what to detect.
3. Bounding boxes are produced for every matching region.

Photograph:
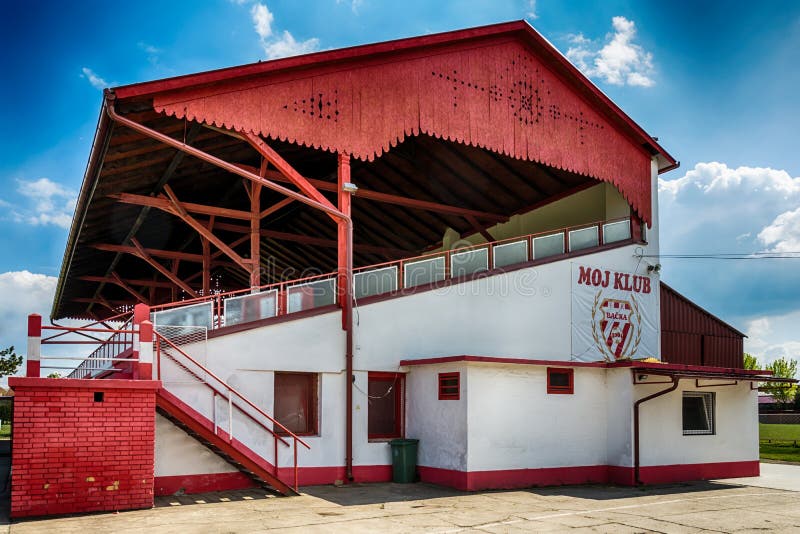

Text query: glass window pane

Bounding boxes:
[532,233,564,259]
[603,220,631,244]
[451,248,488,277]
[569,226,599,251]
[403,257,445,288]
[682,392,714,435]
[287,278,336,313]
[493,240,528,268]
[354,266,398,299]
[153,302,214,329]
[224,290,278,326]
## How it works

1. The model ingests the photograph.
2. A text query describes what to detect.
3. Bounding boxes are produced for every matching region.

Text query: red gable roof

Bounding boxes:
[111,21,677,227]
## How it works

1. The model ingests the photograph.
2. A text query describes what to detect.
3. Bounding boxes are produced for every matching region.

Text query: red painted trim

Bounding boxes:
[8,377,161,390]
[208,304,339,339]
[637,461,759,485]
[546,367,574,394]
[134,303,151,325]
[155,472,255,496]
[419,461,759,491]
[155,465,392,495]
[401,355,607,368]
[27,314,42,337]
[611,361,771,376]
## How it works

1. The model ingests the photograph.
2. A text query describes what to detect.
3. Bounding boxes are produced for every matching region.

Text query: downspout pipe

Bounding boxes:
[633,375,679,485]
[105,95,356,482]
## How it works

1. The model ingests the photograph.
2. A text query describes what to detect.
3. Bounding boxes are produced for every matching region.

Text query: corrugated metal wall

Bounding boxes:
[660,283,744,368]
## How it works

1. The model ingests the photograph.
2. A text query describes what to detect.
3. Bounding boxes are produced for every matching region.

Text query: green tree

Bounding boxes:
[763,357,798,408]
[47,372,61,379]
[0,347,22,379]
[743,353,759,370]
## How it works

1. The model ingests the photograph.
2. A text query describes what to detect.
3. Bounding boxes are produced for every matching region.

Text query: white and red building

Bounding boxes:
[10,21,792,518]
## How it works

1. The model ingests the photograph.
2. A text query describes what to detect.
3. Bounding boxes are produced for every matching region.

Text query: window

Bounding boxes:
[438,372,460,400]
[683,392,715,435]
[547,368,574,394]
[274,372,318,435]
[368,373,404,440]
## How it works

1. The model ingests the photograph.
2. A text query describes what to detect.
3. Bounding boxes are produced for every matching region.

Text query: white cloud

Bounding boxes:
[262,31,320,60]
[249,2,320,59]
[526,0,538,20]
[250,2,274,40]
[758,206,800,253]
[137,41,162,65]
[0,271,57,378]
[566,16,654,87]
[744,313,800,369]
[12,178,76,230]
[336,0,364,14]
[659,161,800,321]
[80,67,108,90]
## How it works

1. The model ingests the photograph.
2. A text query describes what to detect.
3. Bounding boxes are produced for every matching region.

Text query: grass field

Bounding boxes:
[760,423,800,463]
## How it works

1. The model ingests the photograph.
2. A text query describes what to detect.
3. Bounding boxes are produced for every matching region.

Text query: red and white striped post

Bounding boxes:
[132,303,151,380]
[26,314,41,377]
[138,320,154,380]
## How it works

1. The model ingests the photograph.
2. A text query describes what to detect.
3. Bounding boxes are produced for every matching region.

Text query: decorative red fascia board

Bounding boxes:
[399,356,607,368]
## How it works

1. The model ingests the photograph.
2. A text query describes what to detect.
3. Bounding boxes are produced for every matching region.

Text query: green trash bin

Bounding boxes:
[389,438,419,483]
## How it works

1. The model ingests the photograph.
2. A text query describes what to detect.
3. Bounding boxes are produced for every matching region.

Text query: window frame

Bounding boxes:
[682,391,715,436]
[273,371,319,437]
[367,372,405,441]
[546,367,574,395]
[438,372,460,400]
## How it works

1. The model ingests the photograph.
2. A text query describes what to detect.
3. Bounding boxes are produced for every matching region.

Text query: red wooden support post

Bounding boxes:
[26,314,41,378]
[337,153,352,316]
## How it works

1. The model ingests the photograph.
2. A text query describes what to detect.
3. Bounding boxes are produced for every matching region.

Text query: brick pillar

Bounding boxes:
[26,314,41,378]
[9,377,160,518]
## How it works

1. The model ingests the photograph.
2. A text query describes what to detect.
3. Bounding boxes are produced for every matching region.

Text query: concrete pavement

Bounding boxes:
[720,461,800,492]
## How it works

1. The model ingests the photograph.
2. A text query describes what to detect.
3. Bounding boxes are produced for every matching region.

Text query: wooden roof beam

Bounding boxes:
[110,192,252,221]
[92,243,203,263]
[234,163,507,223]
[110,271,150,304]
[131,238,198,297]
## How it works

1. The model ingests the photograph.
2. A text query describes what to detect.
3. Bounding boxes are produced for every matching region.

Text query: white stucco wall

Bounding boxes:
[637,380,759,467]
[405,363,469,471]
[154,413,238,477]
[466,364,608,471]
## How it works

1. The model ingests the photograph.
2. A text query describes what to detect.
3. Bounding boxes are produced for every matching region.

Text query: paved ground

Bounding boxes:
[2,469,800,534]
[722,462,800,492]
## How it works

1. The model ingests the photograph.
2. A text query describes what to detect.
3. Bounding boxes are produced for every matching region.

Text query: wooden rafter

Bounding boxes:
[110,192,252,221]
[131,238,198,297]
[93,243,203,263]
[260,197,294,219]
[234,162,507,223]
[110,271,150,304]
[162,185,252,273]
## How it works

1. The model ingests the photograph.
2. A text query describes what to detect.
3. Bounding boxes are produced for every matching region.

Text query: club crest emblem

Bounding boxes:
[591,292,642,361]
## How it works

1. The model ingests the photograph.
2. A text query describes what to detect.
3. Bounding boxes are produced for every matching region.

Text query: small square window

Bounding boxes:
[274,372,318,436]
[683,392,714,435]
[93,392,104,403]
[547,368,574,394]
[438,372,460,400]
[368,373,404,440]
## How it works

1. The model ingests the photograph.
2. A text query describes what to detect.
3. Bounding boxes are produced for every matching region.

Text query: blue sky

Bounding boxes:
[1,0,799,365]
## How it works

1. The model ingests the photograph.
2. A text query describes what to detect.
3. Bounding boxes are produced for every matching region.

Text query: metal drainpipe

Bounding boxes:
[633,375,679,485]
[105,94,356,483]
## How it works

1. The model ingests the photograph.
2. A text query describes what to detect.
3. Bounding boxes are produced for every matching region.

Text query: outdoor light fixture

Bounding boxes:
[342,182,359,194]
[647,263,661,274]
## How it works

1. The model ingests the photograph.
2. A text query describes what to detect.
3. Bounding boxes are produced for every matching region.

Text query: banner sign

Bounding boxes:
[571,264,659,362]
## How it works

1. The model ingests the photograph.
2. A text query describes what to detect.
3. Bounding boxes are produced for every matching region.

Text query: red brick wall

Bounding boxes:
[9,378,160,518]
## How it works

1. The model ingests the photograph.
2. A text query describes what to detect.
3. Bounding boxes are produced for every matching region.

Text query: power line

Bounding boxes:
[638,252,800,260]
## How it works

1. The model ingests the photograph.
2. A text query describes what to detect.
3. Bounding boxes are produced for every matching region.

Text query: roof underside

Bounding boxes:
[54,105,594,319]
